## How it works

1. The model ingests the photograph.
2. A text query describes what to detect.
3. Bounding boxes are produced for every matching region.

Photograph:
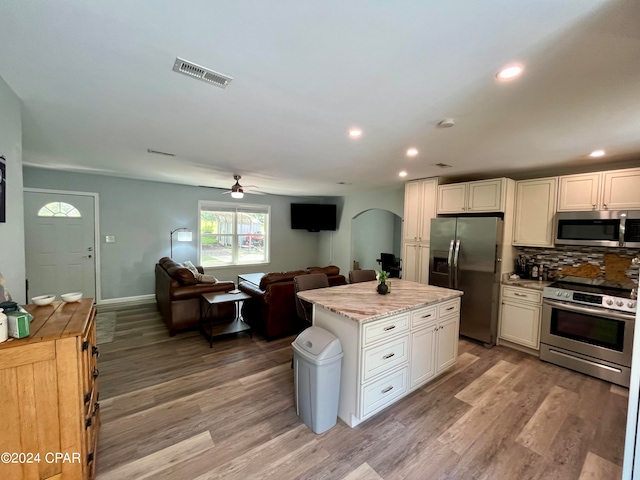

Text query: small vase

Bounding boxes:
[377,282,389,295]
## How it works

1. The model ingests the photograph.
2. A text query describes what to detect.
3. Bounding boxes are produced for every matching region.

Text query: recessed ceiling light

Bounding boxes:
[496,64,524,81]
[399,171,408,177]
[589,149,606,158]
[348,129,362,137]
[406,148,418,157]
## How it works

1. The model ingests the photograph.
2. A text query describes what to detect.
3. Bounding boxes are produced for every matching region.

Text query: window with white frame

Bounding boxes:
[199,201,270,267]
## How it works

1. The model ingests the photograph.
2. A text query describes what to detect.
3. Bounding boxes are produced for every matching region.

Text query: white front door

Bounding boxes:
[24,191,97,300]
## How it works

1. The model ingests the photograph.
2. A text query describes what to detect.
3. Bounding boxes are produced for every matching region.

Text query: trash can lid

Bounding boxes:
[293,326,342,360]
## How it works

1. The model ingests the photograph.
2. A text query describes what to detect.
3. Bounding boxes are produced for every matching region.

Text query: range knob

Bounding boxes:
[565,293,570,298]
[616,300,624,307]
[628,302,636,309]
[557,291,562,297]
[606,299,614,306]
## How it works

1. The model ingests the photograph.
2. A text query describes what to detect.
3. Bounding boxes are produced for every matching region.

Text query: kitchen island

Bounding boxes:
[298,279,462,427]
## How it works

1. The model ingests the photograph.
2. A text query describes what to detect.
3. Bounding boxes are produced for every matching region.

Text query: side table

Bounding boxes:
[200,291,252,348]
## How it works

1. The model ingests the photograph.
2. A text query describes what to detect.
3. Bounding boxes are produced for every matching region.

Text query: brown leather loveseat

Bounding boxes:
[239,266,346,340]
[155,257,235,336]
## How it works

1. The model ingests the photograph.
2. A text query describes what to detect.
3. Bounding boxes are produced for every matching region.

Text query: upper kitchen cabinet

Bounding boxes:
[403,178,437,243]
[513,177,557,247]
[558,167,640,211]
[602,168,640,210]
[437,178,508,214]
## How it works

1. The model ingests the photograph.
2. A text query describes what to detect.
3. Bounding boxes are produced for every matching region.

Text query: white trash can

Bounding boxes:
[292,326,343,434]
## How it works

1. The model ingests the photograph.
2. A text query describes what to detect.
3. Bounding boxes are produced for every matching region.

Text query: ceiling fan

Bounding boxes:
[221,175,262,199]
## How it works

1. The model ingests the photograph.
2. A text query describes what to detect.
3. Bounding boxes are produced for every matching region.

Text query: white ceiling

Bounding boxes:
[1,1,639,196]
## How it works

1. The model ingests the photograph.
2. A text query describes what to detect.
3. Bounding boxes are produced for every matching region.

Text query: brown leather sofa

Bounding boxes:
[239,266,346,340]
[155,257,235,336]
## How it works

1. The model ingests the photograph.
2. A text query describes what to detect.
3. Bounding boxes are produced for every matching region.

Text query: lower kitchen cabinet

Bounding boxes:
[499,285,542,350]
[409,305,459,390]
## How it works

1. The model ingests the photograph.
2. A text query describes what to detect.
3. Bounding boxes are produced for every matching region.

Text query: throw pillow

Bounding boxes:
[195,272,218,284]
[182,260,199,275]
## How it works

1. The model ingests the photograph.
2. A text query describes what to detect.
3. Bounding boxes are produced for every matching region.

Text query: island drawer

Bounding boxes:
[502,286,542,304]
[361,366,408,417]
[438,298,460,318]
[411,305,437,329]
[362,313,409,346]
[361,334,409,382]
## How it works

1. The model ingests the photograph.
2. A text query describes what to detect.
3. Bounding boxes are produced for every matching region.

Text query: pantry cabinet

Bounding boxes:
[498,286,542,350]
[403,178,437,243]
[557,167,640,211]
[437,178,507,214]
[0,299,99,480]
[402,243,430,284]
[513,177,557,247]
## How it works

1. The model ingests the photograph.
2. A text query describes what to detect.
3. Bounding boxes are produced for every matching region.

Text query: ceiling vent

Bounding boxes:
[172,57,233,89]
[147,148,176,157]
[434,163,453,168]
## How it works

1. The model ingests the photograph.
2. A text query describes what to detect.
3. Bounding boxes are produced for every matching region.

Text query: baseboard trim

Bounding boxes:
[98,294,156,310]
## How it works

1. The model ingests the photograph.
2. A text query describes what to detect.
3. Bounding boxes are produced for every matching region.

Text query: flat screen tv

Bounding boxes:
[291,203,337,232]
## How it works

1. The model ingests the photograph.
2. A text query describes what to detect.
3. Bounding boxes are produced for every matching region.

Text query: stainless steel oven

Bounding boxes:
[541,282,636,387]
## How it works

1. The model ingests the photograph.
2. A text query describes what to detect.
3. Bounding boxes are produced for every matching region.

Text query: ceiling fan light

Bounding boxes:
[231,190,244,199]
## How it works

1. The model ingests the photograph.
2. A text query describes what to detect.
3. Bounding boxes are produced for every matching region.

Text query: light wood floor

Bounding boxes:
[96,303,627,480]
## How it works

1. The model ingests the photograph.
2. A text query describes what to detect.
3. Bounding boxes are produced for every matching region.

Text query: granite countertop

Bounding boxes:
[501,273,553,291]
[297,279,463,324]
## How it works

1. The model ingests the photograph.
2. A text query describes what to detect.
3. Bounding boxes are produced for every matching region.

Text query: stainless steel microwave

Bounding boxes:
[555,210,640,248]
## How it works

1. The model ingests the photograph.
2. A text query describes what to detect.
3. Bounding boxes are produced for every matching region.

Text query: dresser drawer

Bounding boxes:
[502,286,542,304]
[363,313,409,346]
[411,305,437,329]
[361,367,408,417]
[362,334,409,383]
[438,298,460,317]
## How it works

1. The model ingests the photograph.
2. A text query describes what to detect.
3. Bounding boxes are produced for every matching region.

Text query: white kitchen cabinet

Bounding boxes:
[437,183,467,214]
[557,167,640,211]
[498,285,542,350]
[437,178,508,214]
[557,173,601,211]
[403,178,437,243]
[513,177,557,247]
[409,304,460,390]
[402,243,430,284]
[603,168,640,210]
[313,295,461,427]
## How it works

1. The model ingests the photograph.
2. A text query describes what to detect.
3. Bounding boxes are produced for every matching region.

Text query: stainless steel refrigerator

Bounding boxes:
[429,217,503,346]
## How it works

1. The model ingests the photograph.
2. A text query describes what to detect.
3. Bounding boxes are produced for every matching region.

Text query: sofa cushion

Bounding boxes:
[307,265,340,276]
[159,257,198,285]
[259,270,307,290]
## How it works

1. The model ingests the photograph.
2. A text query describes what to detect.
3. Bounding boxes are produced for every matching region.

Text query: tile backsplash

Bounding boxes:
[515,246,639,283]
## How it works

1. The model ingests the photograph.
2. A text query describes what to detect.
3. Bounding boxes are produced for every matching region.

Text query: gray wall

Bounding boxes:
[318,187,405,275]
[0,75,25,303]
[23,167,323,301]
[352,209,400,271]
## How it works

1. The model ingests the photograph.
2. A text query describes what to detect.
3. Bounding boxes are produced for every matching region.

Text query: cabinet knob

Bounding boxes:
[603,204,608,209]
[592,204,596,209]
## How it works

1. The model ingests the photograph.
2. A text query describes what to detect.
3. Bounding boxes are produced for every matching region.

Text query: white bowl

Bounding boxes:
[32,295,56,306]
[61,292,83,303]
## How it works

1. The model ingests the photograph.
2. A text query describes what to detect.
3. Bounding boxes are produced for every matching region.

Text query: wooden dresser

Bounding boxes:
[0,299,99,480]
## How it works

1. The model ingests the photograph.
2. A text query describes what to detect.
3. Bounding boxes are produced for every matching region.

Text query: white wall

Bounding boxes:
[0,75,25,303]
[318,187,404,275]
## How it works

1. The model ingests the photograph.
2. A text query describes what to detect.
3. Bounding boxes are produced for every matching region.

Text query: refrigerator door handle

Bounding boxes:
[453,240,461,289]
[447,240,455,288]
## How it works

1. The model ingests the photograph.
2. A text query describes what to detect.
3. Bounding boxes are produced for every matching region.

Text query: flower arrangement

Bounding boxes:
[376,270,389,283]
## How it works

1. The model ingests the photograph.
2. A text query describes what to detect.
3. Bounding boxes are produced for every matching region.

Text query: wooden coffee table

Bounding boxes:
[200,291,252,348]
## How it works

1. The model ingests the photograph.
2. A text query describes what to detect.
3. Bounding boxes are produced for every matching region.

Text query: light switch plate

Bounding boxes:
[105,235,115,243]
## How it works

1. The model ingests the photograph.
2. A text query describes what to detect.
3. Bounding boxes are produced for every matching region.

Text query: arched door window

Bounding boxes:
[37,201,81,217]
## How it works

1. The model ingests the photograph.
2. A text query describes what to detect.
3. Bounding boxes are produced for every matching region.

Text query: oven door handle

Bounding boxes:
[543,299,634,322]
